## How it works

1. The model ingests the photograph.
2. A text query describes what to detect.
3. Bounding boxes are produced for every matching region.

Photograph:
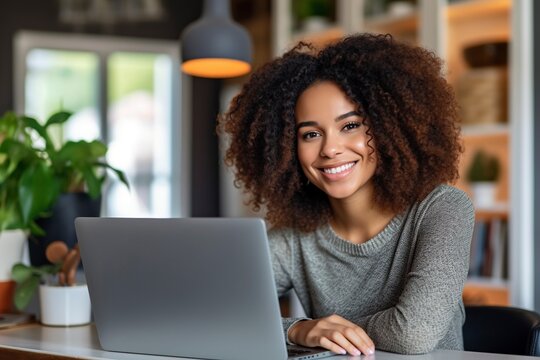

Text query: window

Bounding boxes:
[14,31,190,217]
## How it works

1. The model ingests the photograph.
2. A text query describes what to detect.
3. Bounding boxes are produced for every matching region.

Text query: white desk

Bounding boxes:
[0,324,536,360]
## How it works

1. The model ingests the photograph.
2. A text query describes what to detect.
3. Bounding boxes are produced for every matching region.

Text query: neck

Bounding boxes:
[328,183,395,244]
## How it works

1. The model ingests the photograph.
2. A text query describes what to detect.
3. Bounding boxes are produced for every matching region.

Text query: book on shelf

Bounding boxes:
[468,218,508,280]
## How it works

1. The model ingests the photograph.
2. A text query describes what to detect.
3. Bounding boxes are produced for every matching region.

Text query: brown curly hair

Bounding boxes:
[219,33,462,232]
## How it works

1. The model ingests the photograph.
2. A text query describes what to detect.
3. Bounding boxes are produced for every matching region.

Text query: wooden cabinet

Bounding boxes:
[271,0,532,307]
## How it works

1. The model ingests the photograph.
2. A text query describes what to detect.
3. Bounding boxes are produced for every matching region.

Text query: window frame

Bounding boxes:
[13,30,191,217]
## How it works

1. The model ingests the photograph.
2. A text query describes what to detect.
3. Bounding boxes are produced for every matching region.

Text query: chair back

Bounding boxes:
[463,305,540,356]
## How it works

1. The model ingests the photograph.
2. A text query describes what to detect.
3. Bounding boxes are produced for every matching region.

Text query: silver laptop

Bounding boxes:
[75,217,334,360]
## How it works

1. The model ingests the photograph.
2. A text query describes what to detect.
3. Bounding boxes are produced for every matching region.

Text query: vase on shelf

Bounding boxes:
[470,181,497,209]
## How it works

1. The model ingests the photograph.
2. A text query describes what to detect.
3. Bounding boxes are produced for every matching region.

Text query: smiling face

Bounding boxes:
[295,81,377,201]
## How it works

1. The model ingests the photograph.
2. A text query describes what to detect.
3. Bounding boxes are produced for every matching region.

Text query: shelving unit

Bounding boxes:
[364,13,418,44]
[364,0,512,307]
[271,0,534,309]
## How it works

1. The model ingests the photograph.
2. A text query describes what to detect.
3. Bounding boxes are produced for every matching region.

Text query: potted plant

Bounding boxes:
[293,0,333,33]
[12,241,91,326]
[0,110,128,266]
[466,150,500,208]
[0,110,128,314]
[0,111,49,313]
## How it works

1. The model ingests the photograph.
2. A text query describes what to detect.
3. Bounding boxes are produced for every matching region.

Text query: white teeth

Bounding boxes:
[323,162,354,174]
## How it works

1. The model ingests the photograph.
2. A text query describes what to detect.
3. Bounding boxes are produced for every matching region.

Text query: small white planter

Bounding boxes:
[39,284,91,326]
[470,181,497,208]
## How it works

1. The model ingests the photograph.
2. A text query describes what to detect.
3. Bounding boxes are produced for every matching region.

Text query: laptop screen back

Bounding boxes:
[76,217,287,360]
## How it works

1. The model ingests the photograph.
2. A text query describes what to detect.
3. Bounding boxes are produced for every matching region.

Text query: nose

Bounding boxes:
[319,133,343,159]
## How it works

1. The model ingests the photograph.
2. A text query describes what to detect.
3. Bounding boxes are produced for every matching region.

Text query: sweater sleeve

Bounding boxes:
[357,189,474,354]
[268,229,311,342]
[268,228,294,296]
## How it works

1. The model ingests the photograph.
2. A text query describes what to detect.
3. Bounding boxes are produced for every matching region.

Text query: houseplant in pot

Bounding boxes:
[0,111,58,312]
[12,241,90,326]
[466,150,500,208]
[1,110,128,314]
[0,110,128,266]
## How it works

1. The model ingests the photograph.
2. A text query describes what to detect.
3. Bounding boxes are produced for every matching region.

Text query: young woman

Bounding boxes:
[220,33,474,356]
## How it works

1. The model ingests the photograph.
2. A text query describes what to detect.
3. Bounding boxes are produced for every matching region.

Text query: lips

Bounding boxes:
[321,161,356,174]
[317,161,357,181]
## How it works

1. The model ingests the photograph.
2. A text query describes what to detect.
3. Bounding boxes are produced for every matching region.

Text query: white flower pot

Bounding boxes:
[0,230,26,313]
[0,230,26,281]
[470,182,497,208]
[39,284,91,326]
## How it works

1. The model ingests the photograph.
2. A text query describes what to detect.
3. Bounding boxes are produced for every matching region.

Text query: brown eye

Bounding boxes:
[343,122,361,131]
[301,131,320,140]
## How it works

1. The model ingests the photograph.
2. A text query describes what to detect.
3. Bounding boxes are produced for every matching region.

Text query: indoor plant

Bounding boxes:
[1,110,127,314]
[0,111,49,312]
[466,150,500,208]
[12,241,91,326]
[0,110,128,265]
[292,0,333,33]
[0,110,128,235]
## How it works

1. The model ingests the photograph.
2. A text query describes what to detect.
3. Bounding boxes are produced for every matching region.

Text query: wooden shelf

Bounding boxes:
[447,0,510,23]
[364,12,418,35]
[475,205,509,221]
[363,0,510,42]
[291,27,345,49]
[463,279,509,306]
[467,276,509,288]
[462,123,509,137]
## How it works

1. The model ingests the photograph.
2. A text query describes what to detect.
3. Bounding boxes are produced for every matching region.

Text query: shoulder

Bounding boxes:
[267,226,297,250]
[408,184,475,241]
[268,227,309,244]
[267,226,317,251]
[418,184,474,217]
[268,226,296,242]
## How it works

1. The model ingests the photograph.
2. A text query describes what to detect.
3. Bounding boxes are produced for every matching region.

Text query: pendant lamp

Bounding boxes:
[181,0,253,78]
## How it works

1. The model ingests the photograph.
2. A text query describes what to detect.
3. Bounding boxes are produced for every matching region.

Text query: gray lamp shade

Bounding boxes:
[181,0,253,78]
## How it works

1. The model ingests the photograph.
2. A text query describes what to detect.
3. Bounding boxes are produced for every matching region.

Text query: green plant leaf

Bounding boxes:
[28,221,46,236]
[0,146,32,184]
[19,162,59,225]
[11,263,33,284]
[14,275,40,311]
[22,116,54,151]
[466,151,500,182]
[0,203,24,232]
[56,140,106,164]
[87,140,107,157]
[82,167,102,198]
[34,263,61,277]
[44,111,72,128]
[96,162,130,189]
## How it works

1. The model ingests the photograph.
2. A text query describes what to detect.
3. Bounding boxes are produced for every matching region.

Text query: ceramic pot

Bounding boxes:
[29,193,101,266]
[39,284,91,326]
[470,182,497,208]
[0,230,26,313]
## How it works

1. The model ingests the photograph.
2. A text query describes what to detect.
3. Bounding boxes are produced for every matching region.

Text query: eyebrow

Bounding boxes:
[296,111,361,129]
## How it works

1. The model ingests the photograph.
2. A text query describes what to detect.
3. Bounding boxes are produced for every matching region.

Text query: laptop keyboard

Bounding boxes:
[287,347,332,359]
[288,348,313,356]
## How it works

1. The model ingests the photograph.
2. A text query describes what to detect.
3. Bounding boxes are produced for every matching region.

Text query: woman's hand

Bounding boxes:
[288,314,375,356]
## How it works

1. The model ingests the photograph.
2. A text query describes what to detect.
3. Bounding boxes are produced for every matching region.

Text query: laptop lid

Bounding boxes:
[76,217,288,360]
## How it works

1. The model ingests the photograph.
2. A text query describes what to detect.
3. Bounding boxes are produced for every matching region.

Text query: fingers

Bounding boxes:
[319,336,347,355]
[319,326,374,356]
[296,315,375,356]
[330,315,376,350]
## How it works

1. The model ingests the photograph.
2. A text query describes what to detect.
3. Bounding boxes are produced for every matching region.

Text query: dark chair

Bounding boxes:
[463,305,540,356]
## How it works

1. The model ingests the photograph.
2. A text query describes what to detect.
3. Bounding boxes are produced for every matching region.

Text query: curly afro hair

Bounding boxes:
[219,33,462,232]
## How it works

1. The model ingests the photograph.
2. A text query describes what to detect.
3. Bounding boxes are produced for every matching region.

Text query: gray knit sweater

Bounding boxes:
[268,185,475,355]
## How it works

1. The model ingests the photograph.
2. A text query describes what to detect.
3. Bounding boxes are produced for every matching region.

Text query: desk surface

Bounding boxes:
[0,324,536,360]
